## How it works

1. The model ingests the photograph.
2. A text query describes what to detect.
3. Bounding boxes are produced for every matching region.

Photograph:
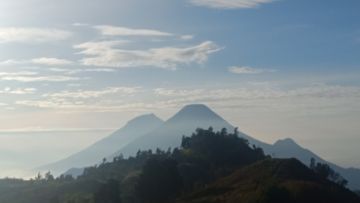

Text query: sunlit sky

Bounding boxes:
[0,0,359,177]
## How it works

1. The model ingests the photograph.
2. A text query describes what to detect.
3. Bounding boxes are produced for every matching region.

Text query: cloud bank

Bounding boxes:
[75,41,221,70]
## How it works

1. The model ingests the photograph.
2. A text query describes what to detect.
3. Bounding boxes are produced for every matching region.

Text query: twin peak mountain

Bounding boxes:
[40,104,360,190]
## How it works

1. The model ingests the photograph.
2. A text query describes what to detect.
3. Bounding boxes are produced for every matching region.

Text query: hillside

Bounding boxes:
[179,158,360,203]
[270,138,360,190]
[0,128,266,203]
[39,114,163,174]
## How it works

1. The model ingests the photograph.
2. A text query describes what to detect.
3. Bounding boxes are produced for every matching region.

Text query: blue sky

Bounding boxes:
[0,0,359,177]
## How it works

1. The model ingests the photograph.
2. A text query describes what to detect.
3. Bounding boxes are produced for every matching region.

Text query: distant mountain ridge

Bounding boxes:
[42,104,360,190]
[39,114,164,174]
[268,137,360,190]
[110,104,271,159]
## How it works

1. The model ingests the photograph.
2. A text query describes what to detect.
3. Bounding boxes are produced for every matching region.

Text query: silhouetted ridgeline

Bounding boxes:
[41,104,360,190]
[0,128,358,203]
[38,114,164,174]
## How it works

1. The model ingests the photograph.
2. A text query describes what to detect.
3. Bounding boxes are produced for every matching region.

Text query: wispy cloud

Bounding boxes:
[15,84,360,114]
[0,27,72,43]
[72,22,90,27]
[0,57,73,66]
[48,67,115,75]
[1,76,80,82]
[0,71,38,77]
[43,87,142,99]
[0,72,80,82]
[180,35,195,40]
[0,59,24,66]
[228,66,276,74]
[94,25,174,37]
[31,58,73,66]
[15,86,143,112]
[75,40,221,70]
[189,0,275,9]
[15,100,155,112]
[74,40,129,54]
[0,87,37,95]
[151,85,360,109]
[154,88,204,97]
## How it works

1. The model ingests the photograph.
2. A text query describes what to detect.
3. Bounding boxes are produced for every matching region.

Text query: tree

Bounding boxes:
[45,171,54,181]
[35,172,42,181]
[135,158,183,203]
[310,158,348,187]
[181,128,265,167]
[310,157,316,170]
[57,174,74,183]
[94,179,121,203]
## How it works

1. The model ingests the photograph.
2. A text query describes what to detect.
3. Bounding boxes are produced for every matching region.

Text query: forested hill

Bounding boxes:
[178,158,360,203]
[0,128,358,203]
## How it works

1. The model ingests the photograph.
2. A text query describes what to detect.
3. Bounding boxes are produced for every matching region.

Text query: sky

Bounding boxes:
[0,0,359,177]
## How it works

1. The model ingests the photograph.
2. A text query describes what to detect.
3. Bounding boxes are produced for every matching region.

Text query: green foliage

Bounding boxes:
[310,158,348,187]
[178,159,360,203]
[0,127,265,203]
[181,128,265,168]
[94,179,121,203]
[45,171,55,181]
[178,127,266,191]
[135,158,182,203]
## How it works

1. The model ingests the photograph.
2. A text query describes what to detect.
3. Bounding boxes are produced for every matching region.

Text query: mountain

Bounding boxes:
[39,114,163,174]
[3,129,358,203]
[46,104,360,190]
[110,104,271,158]
[269,138,360,190]
[178,158,360,203]
[111,104,360,190]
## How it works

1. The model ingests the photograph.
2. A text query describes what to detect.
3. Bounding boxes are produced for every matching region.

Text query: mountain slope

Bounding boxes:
[43,104,360,190]
[269,138,360,190]
[178,158,360,203]
[39,114,163,174]
[113,104,360,190]
[111,104,271,158]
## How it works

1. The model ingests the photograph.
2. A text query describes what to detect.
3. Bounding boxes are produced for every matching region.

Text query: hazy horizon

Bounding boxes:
[0,105,359,178]
[0,0,359,178]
